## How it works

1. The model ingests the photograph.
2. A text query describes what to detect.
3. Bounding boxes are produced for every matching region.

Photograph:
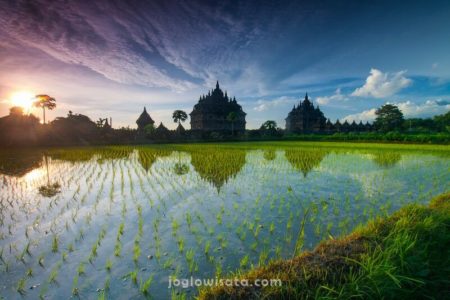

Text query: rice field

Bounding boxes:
[0,142,449,299]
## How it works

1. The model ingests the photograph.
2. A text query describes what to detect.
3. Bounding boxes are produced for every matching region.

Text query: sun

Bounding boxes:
[11,91,35,111]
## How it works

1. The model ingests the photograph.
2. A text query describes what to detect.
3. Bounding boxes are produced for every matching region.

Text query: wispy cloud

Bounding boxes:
[253,96,297,112]
[351,69,412,98]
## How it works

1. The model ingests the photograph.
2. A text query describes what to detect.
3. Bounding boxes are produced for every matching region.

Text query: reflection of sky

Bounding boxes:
[1,1,449,128]
[0,147,449,299]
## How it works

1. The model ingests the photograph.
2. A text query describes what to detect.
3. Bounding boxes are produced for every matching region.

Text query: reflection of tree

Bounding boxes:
[0,150,42,177]
[263,149,276,161]
[372,152,402,168]
[173,152,189,175]
[285,149,328,177]
[38,154,61,197]
[190,148,246,190]
[174,163,189,175]
[137,148,172,172]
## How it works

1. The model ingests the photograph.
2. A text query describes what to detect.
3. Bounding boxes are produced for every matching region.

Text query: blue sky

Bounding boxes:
[0,0,449,129]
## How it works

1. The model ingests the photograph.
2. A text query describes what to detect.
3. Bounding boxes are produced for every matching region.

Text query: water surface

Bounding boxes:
[0,143,448,299]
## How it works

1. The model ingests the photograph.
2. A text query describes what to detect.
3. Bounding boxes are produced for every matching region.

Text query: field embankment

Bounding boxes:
[199,192,450,299]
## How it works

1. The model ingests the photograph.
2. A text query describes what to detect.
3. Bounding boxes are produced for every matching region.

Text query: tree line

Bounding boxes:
[0,95,448,147]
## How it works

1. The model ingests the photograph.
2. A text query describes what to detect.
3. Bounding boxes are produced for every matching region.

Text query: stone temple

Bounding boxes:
[190,81,246,133]
[285,93,326,133]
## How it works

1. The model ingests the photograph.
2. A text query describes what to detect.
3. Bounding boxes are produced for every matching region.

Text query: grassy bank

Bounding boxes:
[199,193,450,299]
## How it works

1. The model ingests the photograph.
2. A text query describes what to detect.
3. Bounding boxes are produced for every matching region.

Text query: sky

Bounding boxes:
[0,0,449,129]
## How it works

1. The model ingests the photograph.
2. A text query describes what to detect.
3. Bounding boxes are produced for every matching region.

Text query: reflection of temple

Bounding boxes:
[190,148,246,189]
[0,150,42,177]
[137,148,172,172]
[285,149,328,177]
[372,152,402,168]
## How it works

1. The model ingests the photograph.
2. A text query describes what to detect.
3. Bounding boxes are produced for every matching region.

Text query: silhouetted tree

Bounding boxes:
[172,110,188,125]
[260,120,277,131]
[33,94,56,124]
[374,104,404,132]
[144,124,156,138]
[9,106,24,116]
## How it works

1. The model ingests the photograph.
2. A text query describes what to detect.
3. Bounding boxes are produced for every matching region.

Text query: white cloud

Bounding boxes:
[351,68,412,98]
[343,99,450,122]
[253,96,297,112]
[395,100,450,118]
[343,108,377,123]
[316,88,347,105]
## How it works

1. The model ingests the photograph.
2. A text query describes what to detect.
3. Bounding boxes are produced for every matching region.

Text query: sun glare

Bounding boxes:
[11,91,34,111]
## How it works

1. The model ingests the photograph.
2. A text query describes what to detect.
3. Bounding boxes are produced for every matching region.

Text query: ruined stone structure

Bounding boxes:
[136,107,154,133]
[286,94,372,133]
[285,93,326,133]
[190,81,246,133]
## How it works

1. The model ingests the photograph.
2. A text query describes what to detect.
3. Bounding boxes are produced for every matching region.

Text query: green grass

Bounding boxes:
[199,192,450,299]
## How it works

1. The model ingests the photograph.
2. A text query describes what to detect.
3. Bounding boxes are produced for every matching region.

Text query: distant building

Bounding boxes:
[285,93,373,133]
[285,93,326,133]
[190,81,246,133]
[136,107,154,133]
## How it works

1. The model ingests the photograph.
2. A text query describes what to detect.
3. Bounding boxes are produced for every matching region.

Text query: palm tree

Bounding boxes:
[172,110,188,125]
[33,95,56,124]
[227,111,238,136]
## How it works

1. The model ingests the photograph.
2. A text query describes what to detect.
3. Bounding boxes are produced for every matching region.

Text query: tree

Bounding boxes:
[260,120,278,136]
[33,94,56,124]
[172,110,188,125]
[9,106,24,116]
[433,111,450,132]
[374,104,404,132]
[227,111,238,135]
[144,124,156,137]
[260,120,277,131]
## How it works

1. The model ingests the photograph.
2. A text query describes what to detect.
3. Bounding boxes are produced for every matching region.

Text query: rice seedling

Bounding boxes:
[16,277,26,295]
[105,259,112,272]
[133,239,141,264]
[38,254,45,268]
[77,262,85,276]
[204,241,211,255]
[186,249,198,273]
[51,235,59,252]
[0,144,447,299]
[139,274,154,296]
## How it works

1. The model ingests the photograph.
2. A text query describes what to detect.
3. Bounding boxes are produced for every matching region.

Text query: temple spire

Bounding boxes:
[216,80,219,89]
[305,92,309,100]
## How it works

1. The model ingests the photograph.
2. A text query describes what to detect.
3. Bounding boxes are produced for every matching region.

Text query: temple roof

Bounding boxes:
[190,81,246,116]
[287,93,324,120]
[136,107,154,127]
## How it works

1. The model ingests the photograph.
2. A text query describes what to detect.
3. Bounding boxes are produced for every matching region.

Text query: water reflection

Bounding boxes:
[38,154,61,197]
[371,152,402,168]
[137,148,173,172]
[285,149,328,177]
[0,150,42,177]
[190,148,246,189]
[263,149,276,161]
